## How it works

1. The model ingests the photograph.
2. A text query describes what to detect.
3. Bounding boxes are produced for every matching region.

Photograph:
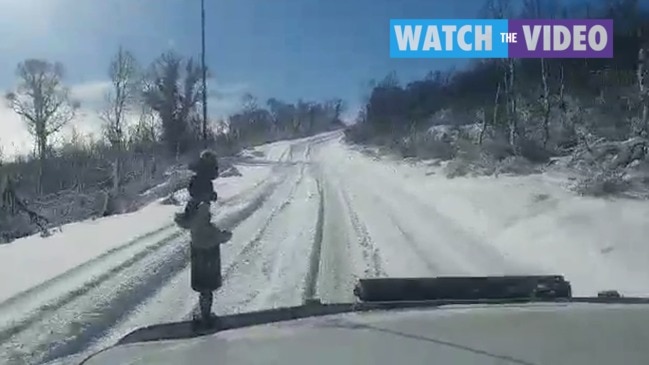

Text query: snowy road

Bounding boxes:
[2,131,649,364]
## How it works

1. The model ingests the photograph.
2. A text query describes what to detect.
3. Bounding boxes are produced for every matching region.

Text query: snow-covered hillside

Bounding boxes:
[1,131,648,365]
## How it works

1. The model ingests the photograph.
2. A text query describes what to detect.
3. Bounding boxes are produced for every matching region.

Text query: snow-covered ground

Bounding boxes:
[1,130,649,364]
[318,140,649,297]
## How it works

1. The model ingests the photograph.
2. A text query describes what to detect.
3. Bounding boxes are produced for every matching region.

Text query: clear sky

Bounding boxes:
[0,0,491,109]
[0,0,620,156]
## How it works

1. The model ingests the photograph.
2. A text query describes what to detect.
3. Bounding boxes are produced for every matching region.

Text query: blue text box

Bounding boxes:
[390,19,509,58]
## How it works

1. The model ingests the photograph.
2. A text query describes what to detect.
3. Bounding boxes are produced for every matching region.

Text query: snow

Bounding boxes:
[316,137,649,296]
[0,204,177,305]
[252,139,293,162]
[2,131,649,364]
[0,165,273,305]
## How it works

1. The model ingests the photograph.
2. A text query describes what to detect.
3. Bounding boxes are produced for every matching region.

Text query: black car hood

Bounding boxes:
[82,302,649,365]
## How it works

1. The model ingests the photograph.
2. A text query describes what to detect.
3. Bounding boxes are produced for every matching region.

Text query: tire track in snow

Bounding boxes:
[339,173,470,275]
[338,187,386,278]
[237,140,309,168]
[221,164,306,283]
[31,239,191,365]
[0,169,290,365]
[386,211,438,272]
[311,138,386,278]
[0,169,285,339]
[386,185,518,274]
[47,166,302,364]
[314,171,358,302]
[0,168,284,331]
[213,174,272,207]
[288,141,300,160]
[0,230,184,346]
[302,177,324,301]
[204,162,320,315]
[0,225,177,326]
[338,168,438,272]
[277,140,302,162]
[308,139,386,303]
[336,155,522,276]
[187,164,308,317]
[215,148,299,206]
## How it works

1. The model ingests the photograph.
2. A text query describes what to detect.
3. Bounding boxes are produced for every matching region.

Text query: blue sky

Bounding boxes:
[0,0,618,111]
[0,0,628,156]
[0,0,491,110]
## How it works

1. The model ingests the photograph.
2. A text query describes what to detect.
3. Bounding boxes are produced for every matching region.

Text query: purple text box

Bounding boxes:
[508,19,613,58]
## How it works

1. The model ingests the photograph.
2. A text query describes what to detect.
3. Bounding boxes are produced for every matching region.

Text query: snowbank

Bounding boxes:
[0,165,273,303]
[327,137,649,296]
[0,203,177,304]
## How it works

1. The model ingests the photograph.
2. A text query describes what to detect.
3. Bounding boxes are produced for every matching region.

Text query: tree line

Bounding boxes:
[348,0,649,167]
[0,47,345,241]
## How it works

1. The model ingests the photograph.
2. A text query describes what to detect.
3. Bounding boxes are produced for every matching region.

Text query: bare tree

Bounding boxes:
[483,0,518,148]
[628,1,648,135]
[131,102,159,147]
[101,47,140,193]
[5,59,79,193]
[0,173,52,237]
[524,0,552,147]
[242,93,258,113]
[102,47,140,148]
[330,98,346,124]
[143,51,204,157]
[480,81,501,145]
[638,27,648,135]
[129,103,160,181]
[505,60,518,148]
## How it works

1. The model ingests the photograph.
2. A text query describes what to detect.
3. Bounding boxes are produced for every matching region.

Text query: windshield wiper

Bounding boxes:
[353,275,571,302]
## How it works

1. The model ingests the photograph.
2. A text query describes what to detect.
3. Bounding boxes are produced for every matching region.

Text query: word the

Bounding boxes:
[500,33,518,43]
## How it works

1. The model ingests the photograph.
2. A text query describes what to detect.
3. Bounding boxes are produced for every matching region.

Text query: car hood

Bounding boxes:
[83,302,649,365]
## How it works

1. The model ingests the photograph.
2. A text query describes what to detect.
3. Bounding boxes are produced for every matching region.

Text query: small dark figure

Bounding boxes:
[175,149,220,228]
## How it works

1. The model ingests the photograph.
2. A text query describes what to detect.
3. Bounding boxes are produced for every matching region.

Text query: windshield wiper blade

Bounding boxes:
[354,275,571,302]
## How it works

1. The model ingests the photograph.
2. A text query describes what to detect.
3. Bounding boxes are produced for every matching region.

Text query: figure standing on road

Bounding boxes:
[174,149,232,326]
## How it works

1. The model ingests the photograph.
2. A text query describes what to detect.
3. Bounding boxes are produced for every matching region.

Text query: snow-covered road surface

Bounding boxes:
[2,131,649,364]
